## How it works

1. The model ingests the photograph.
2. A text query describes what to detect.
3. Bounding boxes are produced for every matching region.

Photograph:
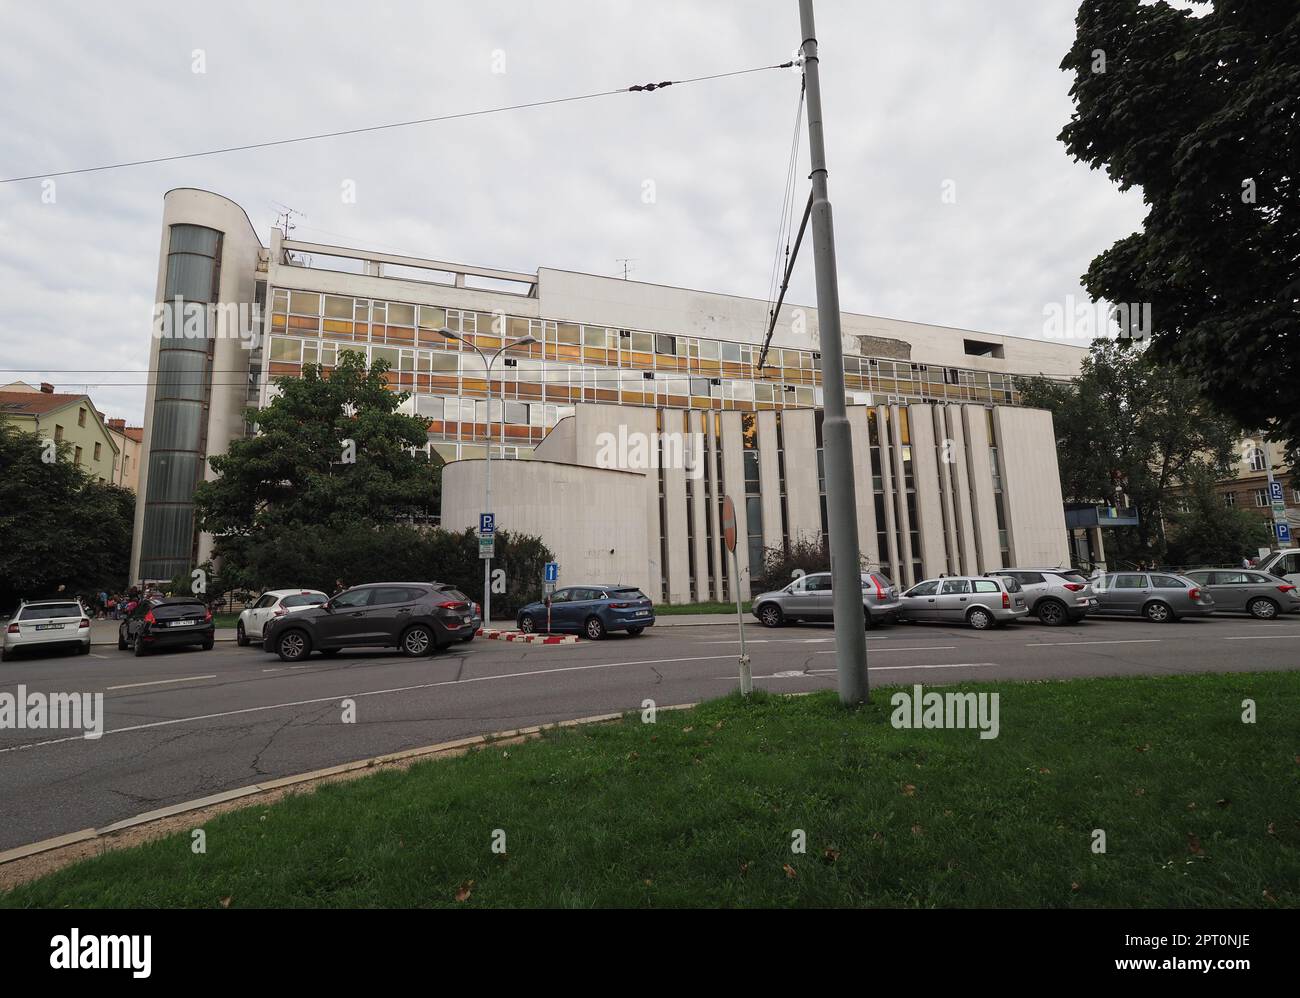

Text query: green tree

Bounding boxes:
[194,352,442,585]
[0,422,134,612]
[1164,470,1273,568]
[1059,0,1300,476]
[1018,339,1241,564]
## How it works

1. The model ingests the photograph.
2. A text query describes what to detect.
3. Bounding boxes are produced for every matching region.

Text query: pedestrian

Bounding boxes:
[1240,556,1251,569]
[334,578,347,596]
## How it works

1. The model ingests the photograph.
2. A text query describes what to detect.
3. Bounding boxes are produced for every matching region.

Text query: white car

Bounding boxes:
[2,599,92,660]
[236,589,328,646]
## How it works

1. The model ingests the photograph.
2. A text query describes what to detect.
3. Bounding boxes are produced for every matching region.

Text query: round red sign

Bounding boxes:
[721,495,737,554]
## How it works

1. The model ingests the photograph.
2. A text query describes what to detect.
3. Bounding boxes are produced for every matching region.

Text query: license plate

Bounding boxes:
[35,623,65,631]
[463,615,473,623]
[169,620,199,627]
[635,610,650,617]
[1015,599,1026,607]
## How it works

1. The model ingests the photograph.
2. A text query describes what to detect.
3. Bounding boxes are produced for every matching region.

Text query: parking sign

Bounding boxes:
[1278,522,1292,544]
[480,512,495,534]
[1269,481,1284,503]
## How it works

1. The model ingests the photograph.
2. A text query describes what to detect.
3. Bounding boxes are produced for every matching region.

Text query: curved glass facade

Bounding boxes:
[139,223,221,581]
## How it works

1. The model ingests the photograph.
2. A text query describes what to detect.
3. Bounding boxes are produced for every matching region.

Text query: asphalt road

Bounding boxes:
[1,614,1298,853]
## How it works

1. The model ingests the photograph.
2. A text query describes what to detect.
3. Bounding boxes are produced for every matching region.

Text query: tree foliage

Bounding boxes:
[1059,0,1300,473]
[1163,470,1274,568]
[194,352,442,579]
[217,524,550,619]
[1018,339,1242,562]
[0,422,135,612]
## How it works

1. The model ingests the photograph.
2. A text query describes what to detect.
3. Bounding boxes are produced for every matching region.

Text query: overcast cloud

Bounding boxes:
[0,0,1147,424]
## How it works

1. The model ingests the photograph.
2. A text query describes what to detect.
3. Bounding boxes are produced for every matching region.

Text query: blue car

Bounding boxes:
[517,585,654,639]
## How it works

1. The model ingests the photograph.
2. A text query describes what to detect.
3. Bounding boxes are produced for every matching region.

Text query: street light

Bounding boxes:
[435,327,537,627]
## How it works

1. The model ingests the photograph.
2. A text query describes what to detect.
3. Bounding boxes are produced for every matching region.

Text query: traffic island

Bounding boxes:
[477,628,579,644]
[1,671,1295,908]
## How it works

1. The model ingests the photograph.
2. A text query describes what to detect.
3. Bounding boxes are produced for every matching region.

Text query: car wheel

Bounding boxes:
[967,607,994,630]
[319,648,341,657]
[1244,596,1278,620]
[584,616,607,640]
[460,634,475,642]
[133,633,147,657]
[236,622,249,647]
[0,647,6,662]
[201,639,214,651]
[1143,601,1174,623]
[1036,599,1068,626]
[627,626,644,636]
[757,603,784,628]
[518,614,536,634]
[277,629,311,662]
[117,629,128,651]
[862,607,875,630]
[400,625,434,656]
[79,642,91,655]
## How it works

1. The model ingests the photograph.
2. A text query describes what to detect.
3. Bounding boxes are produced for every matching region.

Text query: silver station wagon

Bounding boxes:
[751,571,901,629]
[1091,572,1215,622]
[1183,569,1300,619]
[897,575,1028,630]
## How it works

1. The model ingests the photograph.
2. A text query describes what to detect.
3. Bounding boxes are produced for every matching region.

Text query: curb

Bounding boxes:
[477,628,580,644]
[0,701,698,873]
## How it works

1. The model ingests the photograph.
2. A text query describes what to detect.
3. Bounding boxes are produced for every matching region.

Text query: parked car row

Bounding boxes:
[749,564,1300,631]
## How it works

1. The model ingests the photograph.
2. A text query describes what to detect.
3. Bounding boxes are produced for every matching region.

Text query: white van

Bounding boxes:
[1259,549,1300,587]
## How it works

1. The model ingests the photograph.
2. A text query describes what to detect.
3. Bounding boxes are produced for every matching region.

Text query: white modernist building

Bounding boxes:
[133,188,1084,600]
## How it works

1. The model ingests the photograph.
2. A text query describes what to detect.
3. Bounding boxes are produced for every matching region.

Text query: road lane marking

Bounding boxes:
[105,675,217,690]
[811,662,1000,672]
[1222,635,1298,641]
[814,646,956,654]
[0,654,738,755]
[1026,639,1162,647]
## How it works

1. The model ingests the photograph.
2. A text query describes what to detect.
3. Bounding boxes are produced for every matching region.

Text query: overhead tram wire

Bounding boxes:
[758,74,808,373]
[0,61,795,184]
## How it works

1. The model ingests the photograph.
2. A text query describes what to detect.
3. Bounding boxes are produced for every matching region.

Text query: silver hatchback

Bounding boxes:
[897,575,1029,630]
[1091,572,1215,622]
[1183,569,1300,619]
[751,571,901,629]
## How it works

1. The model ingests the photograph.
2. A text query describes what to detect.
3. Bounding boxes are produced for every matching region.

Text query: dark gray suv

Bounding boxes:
[264,582,475,661]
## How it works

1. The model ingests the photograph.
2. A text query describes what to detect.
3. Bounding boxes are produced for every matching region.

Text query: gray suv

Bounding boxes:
[1091,572,1215,622]
[988,568,1098,625]
[751,571,900,629]
[897,575,1028,629]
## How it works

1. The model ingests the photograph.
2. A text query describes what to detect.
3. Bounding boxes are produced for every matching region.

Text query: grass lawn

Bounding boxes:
[3,672,1297,908]
[656,600,751,615]
[214,613,240,629]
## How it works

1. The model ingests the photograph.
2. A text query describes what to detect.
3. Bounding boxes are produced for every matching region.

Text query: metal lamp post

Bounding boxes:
[436,328,537,625]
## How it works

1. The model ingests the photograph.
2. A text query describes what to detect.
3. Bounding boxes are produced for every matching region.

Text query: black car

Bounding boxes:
[263,582,476,662]
[516,585,654,639]
[118,597,215,656]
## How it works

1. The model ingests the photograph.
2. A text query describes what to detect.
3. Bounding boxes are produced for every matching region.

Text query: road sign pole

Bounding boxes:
[732,546,751,695]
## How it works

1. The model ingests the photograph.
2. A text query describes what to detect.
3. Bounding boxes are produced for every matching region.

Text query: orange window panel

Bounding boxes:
[417,329,445,347]
[666,395,688,408]
[269,362,300,376]
[288,315,319,331]
[629,352,653,368]
[517,383,542,399]
[381,372,399,389]
[556,345,581,362]
[323,319,352,335]
[621,391,646,405]
[583,347,608,364]
[505,424,531,439]
[387,327,415,344]
[461,378,487,393]
[430,375,458,391]
[271,314,286,330]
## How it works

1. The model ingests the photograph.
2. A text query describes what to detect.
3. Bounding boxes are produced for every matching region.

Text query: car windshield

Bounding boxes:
[611,588,647,601]
[19,603,82,620]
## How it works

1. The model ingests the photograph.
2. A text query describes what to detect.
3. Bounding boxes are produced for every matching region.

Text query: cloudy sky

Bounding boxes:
[0,0,1147,424]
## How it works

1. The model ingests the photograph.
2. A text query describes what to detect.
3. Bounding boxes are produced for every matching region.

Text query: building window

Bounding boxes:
[74,446,83,465]
[1293,488,1300,505]
[1224,492,1236,507]
[94,442,101,461]
[54,424,64,443]
[1247,446,1266,473]
[78,407,86,427]
[1254,488,1269,507]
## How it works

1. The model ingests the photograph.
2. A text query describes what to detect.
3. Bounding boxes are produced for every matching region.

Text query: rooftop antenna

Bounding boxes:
[272,202,306,264]
[615,258,637,280]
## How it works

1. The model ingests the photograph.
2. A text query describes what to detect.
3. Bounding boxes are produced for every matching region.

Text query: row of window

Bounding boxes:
[1222,488,1300,508]
[269,288,1021,401]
